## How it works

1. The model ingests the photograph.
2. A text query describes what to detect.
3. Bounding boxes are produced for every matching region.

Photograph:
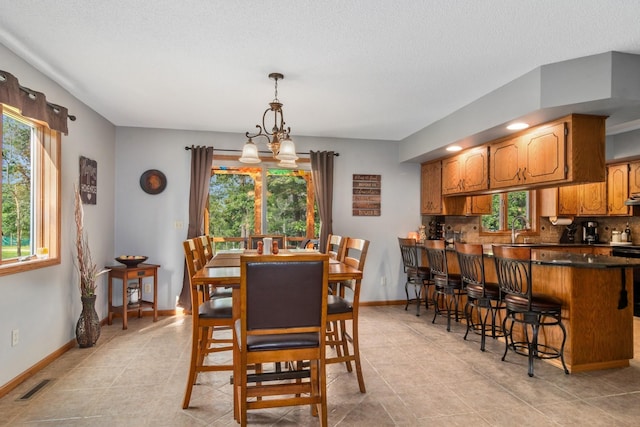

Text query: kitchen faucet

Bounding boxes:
[511,215,528,244]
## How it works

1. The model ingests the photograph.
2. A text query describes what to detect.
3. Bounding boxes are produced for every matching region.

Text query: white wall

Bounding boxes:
[114,128,421,307]
[0,45,116,387]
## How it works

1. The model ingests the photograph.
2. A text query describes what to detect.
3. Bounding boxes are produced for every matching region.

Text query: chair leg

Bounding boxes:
[501,313,512,362]
[182,323,200,409]
[404,280,410,311]
[463,300,473,341]
[338,319,352,372]
[415,285,422,316]
[557,315,570,375]
[351,318,366,393]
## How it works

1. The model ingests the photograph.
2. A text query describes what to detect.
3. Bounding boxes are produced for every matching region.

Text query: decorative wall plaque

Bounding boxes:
[352,174,381,216]
[79,156,97,204]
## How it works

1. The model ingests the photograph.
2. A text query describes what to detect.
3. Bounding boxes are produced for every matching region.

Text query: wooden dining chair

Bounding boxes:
[234,253,329,426]
[195,235,214,262]
[194,235,232,299]
[325,237,369,393]
[182,239,233,409]
[326,234,346,260]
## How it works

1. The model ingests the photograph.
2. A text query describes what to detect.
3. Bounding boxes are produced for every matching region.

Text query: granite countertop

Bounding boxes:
[530,250,640,268]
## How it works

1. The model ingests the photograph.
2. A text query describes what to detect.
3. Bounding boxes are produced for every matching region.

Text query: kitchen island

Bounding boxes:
[443,247,640,373]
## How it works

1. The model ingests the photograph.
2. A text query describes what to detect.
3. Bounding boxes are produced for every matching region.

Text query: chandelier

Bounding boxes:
[239,72,299,167]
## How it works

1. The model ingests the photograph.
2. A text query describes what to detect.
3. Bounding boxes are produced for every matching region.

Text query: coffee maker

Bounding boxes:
[582,221,599,244]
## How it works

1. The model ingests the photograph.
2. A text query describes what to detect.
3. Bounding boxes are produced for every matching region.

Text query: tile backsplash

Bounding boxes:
[419,215,640,245]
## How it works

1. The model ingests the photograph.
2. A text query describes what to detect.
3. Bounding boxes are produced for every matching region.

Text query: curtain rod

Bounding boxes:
[184,146,339,156]
[18,86,76,121]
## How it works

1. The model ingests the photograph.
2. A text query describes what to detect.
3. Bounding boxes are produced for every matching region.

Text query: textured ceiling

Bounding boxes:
[2,1,640,143]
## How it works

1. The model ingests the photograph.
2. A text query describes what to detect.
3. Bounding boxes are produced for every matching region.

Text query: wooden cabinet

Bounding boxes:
[539,181,606,217]
[607,163,629,216]
[577,181,607,216]
[630,161,640,195]
[468,194,492,214]
[442,147,489,195]
[421,161,443,215]
[539,186,577,217]
[421,160,491,216]
[490,114,606,191]
[491,123,566,189]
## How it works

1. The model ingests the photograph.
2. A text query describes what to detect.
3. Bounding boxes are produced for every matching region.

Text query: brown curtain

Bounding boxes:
[0,70,70,134]
[310,151,334,253]
[178,146,214,310]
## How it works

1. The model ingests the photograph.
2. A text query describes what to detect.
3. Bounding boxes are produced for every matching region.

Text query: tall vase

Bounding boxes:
[76,295,100,348]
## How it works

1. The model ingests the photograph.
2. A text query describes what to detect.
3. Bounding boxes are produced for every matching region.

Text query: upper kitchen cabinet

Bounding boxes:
[442,147,489,195]
[607,163,629,216]
[421,160,491,216]
[630,161,640,195]
[421,161,443,215]
[578,181,607,216]
[489,114,606,191]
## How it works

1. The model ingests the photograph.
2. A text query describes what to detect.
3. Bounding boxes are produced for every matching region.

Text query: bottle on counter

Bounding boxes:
[625,222,632,242]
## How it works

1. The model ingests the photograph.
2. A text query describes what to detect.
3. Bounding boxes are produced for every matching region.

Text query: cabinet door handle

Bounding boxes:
[522,167,527,181]
[516,168,521,181]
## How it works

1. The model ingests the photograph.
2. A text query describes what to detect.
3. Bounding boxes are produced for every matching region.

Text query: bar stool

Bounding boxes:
[424,239,464,332]
[455,242,504,351]
[398,237,433,316]
[492,245,569,377]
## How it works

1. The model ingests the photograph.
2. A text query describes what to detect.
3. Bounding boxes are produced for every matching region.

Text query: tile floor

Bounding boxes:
[2,305,640,426]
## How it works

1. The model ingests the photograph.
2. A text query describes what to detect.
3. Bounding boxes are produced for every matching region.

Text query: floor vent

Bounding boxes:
[19,379,51,400]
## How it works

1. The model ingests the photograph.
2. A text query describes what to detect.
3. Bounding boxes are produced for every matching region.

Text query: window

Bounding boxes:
[1,105,60,274]
[480,190,537,235]
[207,163,318,250]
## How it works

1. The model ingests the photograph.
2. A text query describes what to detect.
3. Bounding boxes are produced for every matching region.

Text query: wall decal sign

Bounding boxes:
[79,156,97,205]
[352,174,381,216]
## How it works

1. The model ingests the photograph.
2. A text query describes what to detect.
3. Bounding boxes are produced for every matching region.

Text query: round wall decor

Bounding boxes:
[140,169,167,194]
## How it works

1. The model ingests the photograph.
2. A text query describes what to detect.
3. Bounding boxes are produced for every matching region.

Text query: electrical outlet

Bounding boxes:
[11,329,19,347]
[174,221,184,229]
[144,283,152,294]
[380,276,386,286]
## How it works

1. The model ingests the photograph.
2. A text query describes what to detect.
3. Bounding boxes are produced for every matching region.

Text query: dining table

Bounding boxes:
[190,248,363,418]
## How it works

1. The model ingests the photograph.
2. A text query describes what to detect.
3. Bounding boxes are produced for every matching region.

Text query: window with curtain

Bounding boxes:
[0,104,60,273]
[207,163,318,250]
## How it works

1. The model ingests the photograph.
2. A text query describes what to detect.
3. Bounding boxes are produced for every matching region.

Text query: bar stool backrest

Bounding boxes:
[492,245,533,311]
[423,239,449,285]
[455,242,486,291]
[398,237,419,275]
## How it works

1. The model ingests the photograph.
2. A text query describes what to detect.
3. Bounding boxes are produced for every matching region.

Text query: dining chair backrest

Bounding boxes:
[183,239,206,305]
[343,237,369,273]
[455,242,486,290]
[242,254,329,332]
[248,235,285,250]
[492,245,533,310]
[398,237,419,274]
[195,235,214,262]
[326,234,346,261]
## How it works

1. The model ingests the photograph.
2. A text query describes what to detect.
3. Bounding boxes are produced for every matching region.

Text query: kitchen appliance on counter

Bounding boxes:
[559,223,578,244]
[582,221,600,244]
[611,245,640,316]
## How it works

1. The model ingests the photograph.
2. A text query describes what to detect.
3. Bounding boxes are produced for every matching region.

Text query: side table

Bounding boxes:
[107,263,159,329]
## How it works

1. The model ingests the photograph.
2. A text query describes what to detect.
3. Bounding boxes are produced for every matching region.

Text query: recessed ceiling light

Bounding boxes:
[446,145,462,152]
[507,122,529,130]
